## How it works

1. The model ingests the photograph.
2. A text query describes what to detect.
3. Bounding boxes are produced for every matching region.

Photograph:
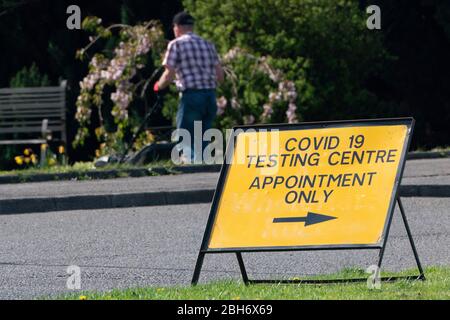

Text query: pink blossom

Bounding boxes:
[216,96,227,115]
[74,20,164,148]
[243,115,255,125]
[223,47,243,62]
[261,103,273,121]
[269,92,282,102]
[286,102,298,124]
[231,98,240,110]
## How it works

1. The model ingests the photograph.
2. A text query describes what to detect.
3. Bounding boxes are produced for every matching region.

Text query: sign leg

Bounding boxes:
[377,205,395,272]
[236,252,249,285]
[397,197,426,280]
[191,252,206,286]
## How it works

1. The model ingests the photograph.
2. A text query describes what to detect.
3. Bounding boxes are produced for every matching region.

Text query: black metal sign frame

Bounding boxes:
[192,118,425,285]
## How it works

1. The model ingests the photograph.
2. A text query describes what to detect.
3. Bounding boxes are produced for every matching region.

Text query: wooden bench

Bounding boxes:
[0,83,67,164]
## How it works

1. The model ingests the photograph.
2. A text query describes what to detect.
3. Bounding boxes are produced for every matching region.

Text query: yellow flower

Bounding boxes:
[31,154,38,165]
[79,295,87,300]
[40,144,48,151]
[24,157,31,164]
[14,156,23,165]
[58,145,65,154]
[24,148,32,156]
[95,127,104,138]
[146,131,155,143]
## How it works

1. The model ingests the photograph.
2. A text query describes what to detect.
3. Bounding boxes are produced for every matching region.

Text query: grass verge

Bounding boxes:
[0,160,179,183]
[0,160,173,176]
[61,266,449,300]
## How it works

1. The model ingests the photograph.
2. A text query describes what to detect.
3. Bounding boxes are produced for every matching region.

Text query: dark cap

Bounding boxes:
[173,12,195,26]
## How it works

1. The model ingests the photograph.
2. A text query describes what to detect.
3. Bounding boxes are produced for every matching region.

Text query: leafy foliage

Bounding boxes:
[0,0,449,168]
[9,63,50,88]
[184,0,389,127]
[73,17,166,155]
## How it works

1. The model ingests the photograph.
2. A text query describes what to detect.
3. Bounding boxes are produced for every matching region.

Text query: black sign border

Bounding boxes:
[192,117,424,285]
[203,118,414,252]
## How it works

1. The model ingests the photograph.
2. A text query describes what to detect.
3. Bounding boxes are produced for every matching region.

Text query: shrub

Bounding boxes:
[183,0,389,126]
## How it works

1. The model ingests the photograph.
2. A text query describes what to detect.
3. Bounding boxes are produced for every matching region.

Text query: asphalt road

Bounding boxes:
[0,197,448,299]
[0,158,448,200]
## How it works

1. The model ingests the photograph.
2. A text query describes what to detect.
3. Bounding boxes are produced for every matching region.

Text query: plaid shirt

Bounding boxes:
[162,32,220,91]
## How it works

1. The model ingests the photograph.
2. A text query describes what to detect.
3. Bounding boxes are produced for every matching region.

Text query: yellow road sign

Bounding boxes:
[206,119,413,250]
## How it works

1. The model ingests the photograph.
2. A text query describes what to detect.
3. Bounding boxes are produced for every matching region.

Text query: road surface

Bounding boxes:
[0,158,448,200]
[0,197,448,299]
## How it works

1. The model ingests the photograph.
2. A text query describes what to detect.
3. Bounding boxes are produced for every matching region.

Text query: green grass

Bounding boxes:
[0,160,174,178]
[61,266,450,300]
[0,162,94,176]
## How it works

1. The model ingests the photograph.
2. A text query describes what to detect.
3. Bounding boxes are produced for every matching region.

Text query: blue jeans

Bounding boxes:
[176,89,217,162]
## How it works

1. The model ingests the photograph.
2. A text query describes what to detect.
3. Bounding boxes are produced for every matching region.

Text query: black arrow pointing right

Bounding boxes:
[273,212,337,227]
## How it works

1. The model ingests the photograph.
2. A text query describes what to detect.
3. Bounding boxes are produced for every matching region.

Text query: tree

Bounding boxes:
[0,0,183,165]
[183,0,389,128]
[9,62,50,88]
[73,17,166,156]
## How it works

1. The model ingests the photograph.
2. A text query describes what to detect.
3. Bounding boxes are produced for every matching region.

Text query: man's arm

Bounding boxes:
[157,66,176,90]
[157,40,178,91]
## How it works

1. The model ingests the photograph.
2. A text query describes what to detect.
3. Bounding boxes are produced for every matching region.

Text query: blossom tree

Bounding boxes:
[74,17,300,157]
[214,47,301,128]
[74,16,165,155]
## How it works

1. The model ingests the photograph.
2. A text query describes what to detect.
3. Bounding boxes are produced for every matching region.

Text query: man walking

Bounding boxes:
[154,11,224,163]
